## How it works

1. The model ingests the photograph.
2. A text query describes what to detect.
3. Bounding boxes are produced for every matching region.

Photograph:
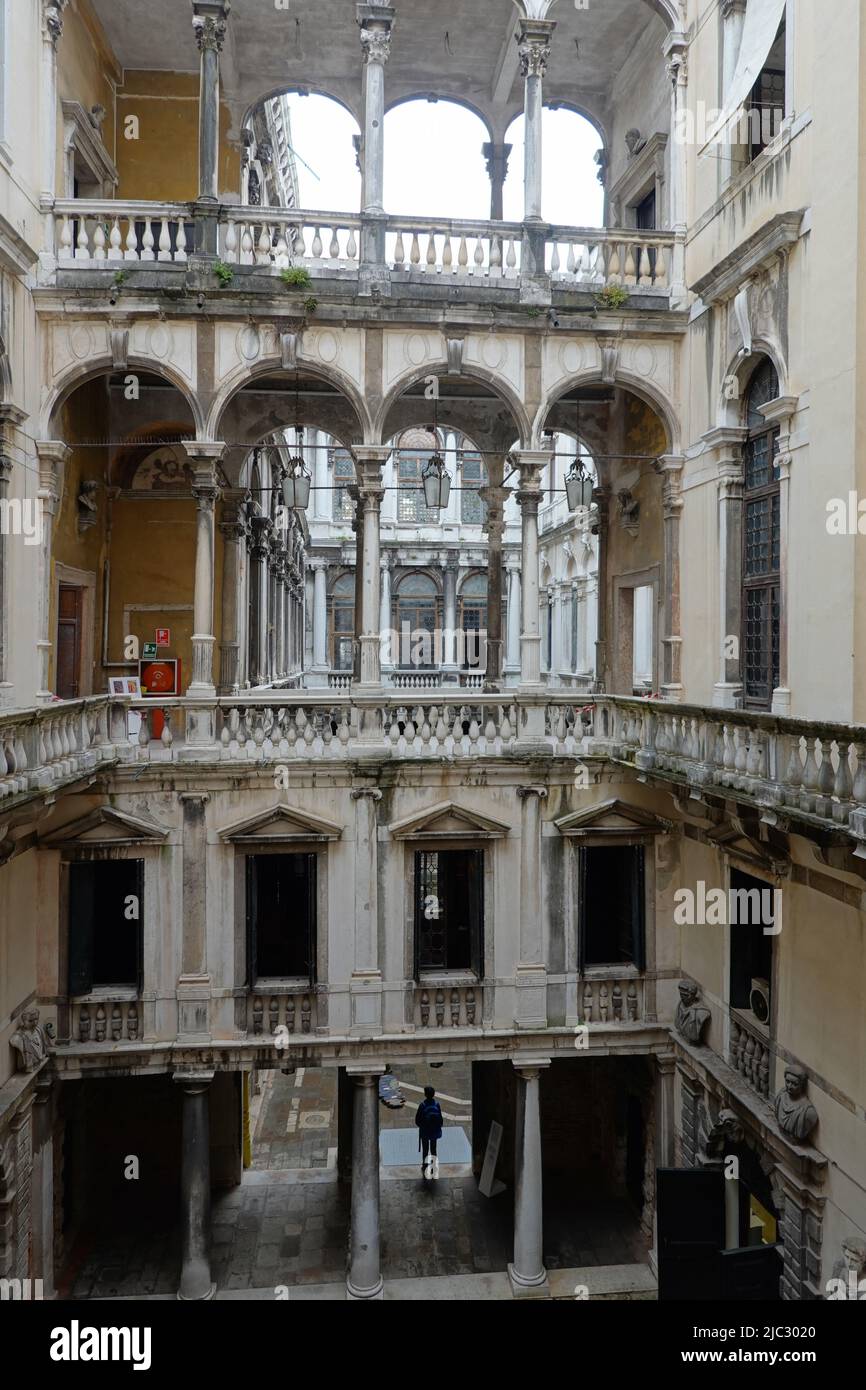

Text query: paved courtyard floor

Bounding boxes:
[59,1063,650,1300]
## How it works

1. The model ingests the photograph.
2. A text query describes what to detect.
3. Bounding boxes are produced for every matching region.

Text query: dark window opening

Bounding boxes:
[742,360,781,709]
[414,849,483,974]
[729,868,774,1014]
[579,844,646,968]
[68,860,143,994]
[747,21,786,163]
[246,853,316,981]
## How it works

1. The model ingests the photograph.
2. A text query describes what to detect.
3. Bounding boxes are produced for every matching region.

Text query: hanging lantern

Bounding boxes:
[565,459,594,511]
[422,451,452,510]
[282,452,311,510]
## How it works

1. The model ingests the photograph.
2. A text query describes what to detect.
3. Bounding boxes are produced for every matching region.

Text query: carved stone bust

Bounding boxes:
[675,979,711,1044]
[830,1236,866,1299]
[773,1065,818,1142]
[10,1007,54,1072]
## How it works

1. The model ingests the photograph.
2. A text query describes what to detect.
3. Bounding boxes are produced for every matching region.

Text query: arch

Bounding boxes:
[536,370,679,455]
[719,340,789,429]
[330,570,355,598]
[209,357,371,451]
[378,362,531,451]
[458,570,488,599]
[241,85,362,133]
[394,569,440,598]
[383,97,492,220]
[503,104,605,225]
[385,92,494,144]
[43,357,204,442]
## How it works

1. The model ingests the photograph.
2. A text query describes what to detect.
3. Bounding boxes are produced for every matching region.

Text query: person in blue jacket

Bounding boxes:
[415,1085,443,1176]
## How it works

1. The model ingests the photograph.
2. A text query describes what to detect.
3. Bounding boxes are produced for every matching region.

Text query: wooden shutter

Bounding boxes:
[68,862,95,996]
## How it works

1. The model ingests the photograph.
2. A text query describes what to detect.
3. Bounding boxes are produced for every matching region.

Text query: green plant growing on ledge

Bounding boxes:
[302,295,319,315]
[279,267,312,289]
[213,260,234,287]
[112,269,128,287]
[594,284,630,310]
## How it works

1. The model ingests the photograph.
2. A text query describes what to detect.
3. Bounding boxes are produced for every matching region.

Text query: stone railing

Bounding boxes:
[546,227,679,291]
[219,208,362,271]
[579,695,866,846]
[0,698,114,802]
[248,989,317,1038]
[577,973,644,1024]
[413,981,483,1030]
[52,199,194,264]
[386,217,524,280]
[72,996,141,1044]
[729,1010,772,1100]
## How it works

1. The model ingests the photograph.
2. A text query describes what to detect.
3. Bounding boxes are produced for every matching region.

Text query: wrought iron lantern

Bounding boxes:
[282,443,311,510]
[565,458,594,511]
[422,450,452,510]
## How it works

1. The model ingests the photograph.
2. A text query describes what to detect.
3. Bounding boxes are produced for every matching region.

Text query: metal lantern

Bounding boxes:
[565,459,594,511]
[422,451,452,510]
[282,453,311,510]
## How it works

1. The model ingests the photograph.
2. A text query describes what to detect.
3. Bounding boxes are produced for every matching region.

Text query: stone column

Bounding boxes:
[505,561,521,678]
[346,1067,385,1299]
[657,455,684,701]
[34,441,69,704]
[759,395,799,716]
[721,0,747,91]
[39,2,68,274]
[275,556,288,679]
[192,1,230,256]
[379,554,393,676]
[516,787,548,1028]
[178,792,211,1040]
[311,430,328,521]
[349,484,363,682]
[479,484,509,691]
[353,448,388,689]
[509,1059,551,1298]
[184,445,223,695]
[483,141,512,222]
[651,1052,677,1272]
[174,1071,216,1301]
[513,451,551,692]
[32,1079,55,1298]
[350,786,383,1031]
[442,559,458,682]
[664,34,688,300]
[357,4,394,294]
[517,20,554,222]
[218,489,246,694]
[310,557,329,679]
[708,429,747,708]
[593,487,610,688]
[249,516,272,687]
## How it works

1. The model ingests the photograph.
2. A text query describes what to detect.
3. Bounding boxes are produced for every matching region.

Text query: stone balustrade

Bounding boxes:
[53,199,194,264]
[386,218,524,280]
[249,989,317,1038]
[578,973,643,1024]
[0,698,113,802]
[729,1011,772,1100]
[72,997,141,1044]
[413,982,483,1030]
[546,227,677,291]
[220,208,361,270]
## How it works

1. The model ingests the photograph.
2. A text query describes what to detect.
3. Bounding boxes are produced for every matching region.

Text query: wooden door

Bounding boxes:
[56,585,83,698]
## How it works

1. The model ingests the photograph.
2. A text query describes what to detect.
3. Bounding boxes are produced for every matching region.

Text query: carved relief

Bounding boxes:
[10,1008,54,1073]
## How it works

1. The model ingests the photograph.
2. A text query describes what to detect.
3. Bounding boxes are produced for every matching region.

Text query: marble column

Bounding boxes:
[505,562,521,678]
[174,1071,216,1301]
[479,484,509,691]
[0,407,25,707]
[516,20,554,222]
[509,1059,551,1298]
[346,1068,385,1299]
[312,430,329,522]
[708,429,747,708]
[310,557,329,676]
[354,449,388,689]
[513,451,551,692]
[178,791,211,1039]
[34,441,69,704]
[184,446,223,695]
[759,395,799,716]
[192,3,229,201]
[483,141,512,221]
[664,34,688,299]
[442,559,458,681]
[218,490,246,694]
[357,4,394,292]
[657,455,684,701]
[349,484,363,682]
[593,488,610,688]
[379,554,393,675]
[40,1,68,273]
[249,516,272,687]
[516,787,548,1028]
[350,786,383,1030]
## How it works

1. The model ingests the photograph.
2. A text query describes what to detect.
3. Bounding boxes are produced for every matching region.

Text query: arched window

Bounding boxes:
[329,572,355,671]
[396,429,440,525]
[460,450,487,525]
[394,571,439,669]
[742,359,781,709]
[332,448,354,522]
[458,573,489,670]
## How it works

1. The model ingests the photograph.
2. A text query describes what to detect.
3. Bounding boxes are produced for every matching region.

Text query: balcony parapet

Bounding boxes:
[0,697,114,805]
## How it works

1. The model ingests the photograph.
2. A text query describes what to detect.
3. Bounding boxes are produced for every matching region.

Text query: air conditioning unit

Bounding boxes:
[749,978,771,1025]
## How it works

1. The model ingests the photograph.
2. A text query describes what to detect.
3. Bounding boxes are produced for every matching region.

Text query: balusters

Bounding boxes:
[140,217,155,261]
[158,217,172,262]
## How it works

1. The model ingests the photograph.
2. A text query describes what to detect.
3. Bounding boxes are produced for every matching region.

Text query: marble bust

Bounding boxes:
[10,1007,54,1073]
[773,1065,818,1142]
[675,979,711,1044]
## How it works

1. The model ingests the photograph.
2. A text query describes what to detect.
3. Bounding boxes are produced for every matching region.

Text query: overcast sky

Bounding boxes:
[280,93,604,225]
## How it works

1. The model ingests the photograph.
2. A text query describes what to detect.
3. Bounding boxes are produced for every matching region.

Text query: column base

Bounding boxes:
[508,1263,550,1299]
[178,1281,216,1302]
[771,686,792,716]
[346,1276,384,1300]
[712,682,743,709]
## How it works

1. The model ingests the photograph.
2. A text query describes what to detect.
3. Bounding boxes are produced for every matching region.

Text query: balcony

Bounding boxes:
[46,200,684,308]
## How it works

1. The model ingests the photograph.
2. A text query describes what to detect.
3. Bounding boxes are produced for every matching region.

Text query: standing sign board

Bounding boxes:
[479,1120,506,1197]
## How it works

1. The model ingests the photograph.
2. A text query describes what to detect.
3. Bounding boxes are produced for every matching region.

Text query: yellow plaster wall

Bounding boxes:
[115,73,240,201]
[55,0,120,184]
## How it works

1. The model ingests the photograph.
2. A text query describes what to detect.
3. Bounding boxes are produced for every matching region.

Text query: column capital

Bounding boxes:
[218,488,248,538]
[192,1,231,53]
[516,18,555,78]
[512,1056,552,1077]
[721,0,748,17]
[517,785,548,801]
[172,1069,215,1092]
[345,1064,387,1079]
[664,32,689,87]
[654,454,685,518]
[357,4,395,63]
[42,0,69,46]
[482,141,512,181]
[308,555,330,572]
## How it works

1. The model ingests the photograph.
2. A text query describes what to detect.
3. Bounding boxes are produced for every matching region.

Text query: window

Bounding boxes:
[246,853,316,982]
[578,845,645,968]
[394,571,439,668]
[332,449,354,522]
[458,572,488,670]
[747,19,786,162]
[329,572,355,670]
[742,360,781,709]
[729,868,774,1017]
[396,429,440,524]
[414,849,484,974]
[460,451,487,524]
[68,861,143,994]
